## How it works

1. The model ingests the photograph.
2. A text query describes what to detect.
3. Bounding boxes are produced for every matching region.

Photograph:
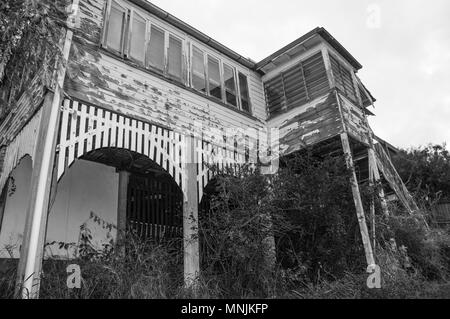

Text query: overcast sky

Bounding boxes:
[150,0,450,149]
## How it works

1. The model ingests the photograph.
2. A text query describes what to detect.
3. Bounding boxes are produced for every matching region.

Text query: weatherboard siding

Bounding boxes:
[268,92,343,155]
[68,0,267,147]
[338,93,370,145]
[0,72,46,146]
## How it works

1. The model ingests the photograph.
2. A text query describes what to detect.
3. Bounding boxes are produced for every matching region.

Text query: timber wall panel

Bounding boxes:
[69,0,266,144]
[0,73,46,146]
[0,108,42,192]
[268,92,343,155]
[338,94,370,145]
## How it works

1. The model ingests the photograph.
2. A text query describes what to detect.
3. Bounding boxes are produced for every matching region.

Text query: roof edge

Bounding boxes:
[255,27,363,71]
[126,3,363,73]
[129,0,256,69]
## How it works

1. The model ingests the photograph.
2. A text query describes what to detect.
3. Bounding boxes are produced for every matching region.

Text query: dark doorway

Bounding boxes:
[126,173,183,242]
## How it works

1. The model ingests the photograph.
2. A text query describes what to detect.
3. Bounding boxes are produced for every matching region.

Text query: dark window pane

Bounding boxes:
[223,64,237,107]
[129,13,146,63]
[168,35,183,80]
[148,26,165,71]
[106,1,125,53]
[238,72,250,112]
[208,56,222,100]
[192,46,206,93]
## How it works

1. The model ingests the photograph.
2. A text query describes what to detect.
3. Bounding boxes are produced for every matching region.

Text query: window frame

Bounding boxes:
[189,42,252,114]
[237,71,251,113]
[102,0,188,84]
[190,45,207,94]
[102,0,253,115]
[102,0,130,57]
[146,23,167,74]
[166,33,185,83]
[127,9,148,65]
[206,54,224,101]
[223,63,238,108]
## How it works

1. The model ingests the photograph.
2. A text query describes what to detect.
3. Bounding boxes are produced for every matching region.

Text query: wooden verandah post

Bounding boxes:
[15,90,62,298]
[117,170,130,240]
[15,3,77,297]
[340,133,375,267]
[182,135,200,289]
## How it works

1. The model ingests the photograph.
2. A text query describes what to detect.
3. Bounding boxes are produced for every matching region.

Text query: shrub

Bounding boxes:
[270,152,366,280]
[384,213,450,281]
[198,165,288,298]
[197,151,369,297]
[1,150,448,299]
[392,144,450,207]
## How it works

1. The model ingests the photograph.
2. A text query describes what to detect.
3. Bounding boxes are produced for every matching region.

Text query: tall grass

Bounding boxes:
[0,153,449,299]
[39,232,184,299]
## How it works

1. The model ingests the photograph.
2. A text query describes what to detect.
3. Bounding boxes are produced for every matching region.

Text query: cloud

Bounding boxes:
[149,0,449,148]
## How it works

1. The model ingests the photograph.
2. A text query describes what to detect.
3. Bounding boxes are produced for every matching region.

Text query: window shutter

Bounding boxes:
[264,51,330,117]
[223,64,238,107]
[129,12,146,63]
[303,52,329,100]
[207,56,222,100]
[330,55,358,103]
[238,72,250,112]
[147,26,165,72]
[283,63,308,110]
[192,46,206,93]
[168,35,183,81]
[106,1,127,54]
[264,74,285,116]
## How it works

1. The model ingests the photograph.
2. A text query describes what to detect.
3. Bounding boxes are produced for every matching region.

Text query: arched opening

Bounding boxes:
[81,147,183,241]
[45,147,183,259]
[127,172,183,241]
[0,155,33,259]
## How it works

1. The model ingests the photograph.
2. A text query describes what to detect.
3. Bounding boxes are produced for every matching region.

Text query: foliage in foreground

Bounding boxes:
[0,152,449,299]
[392,143,450,207]
[0,0,68,121]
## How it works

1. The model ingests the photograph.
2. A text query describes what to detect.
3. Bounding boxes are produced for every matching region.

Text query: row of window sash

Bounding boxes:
[191,46,251,112]
[104,1,251,112]
[104,4,186,82]
[127,16,186,82]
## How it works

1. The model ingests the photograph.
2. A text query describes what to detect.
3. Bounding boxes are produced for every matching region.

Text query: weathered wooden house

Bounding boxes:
[0,0,418,298]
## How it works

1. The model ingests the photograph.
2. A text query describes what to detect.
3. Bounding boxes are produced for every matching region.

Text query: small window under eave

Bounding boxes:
[129,12,146,63]
[105,1,127,54]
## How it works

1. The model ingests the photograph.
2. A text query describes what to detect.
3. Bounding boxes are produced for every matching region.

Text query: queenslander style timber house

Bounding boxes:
[0,0,418,297]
